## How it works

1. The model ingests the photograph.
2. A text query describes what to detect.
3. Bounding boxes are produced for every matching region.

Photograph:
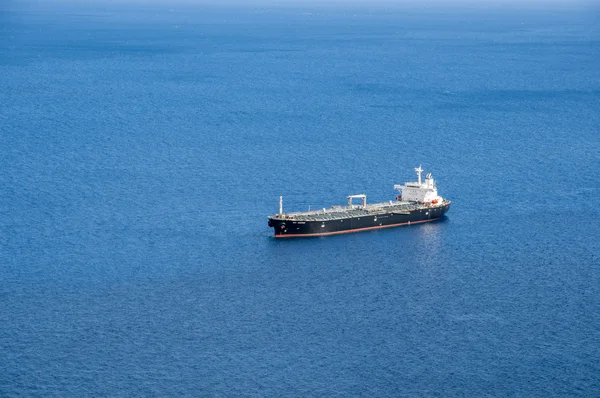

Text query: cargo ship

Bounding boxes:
[267,166,450,238]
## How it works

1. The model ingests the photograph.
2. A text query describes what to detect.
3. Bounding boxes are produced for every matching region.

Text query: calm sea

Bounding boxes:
[1,1,599,396]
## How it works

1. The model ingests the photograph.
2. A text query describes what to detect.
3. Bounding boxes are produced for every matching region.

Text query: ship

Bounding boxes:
[267,166,450,238]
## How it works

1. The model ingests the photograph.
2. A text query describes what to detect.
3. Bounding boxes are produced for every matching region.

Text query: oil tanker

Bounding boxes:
[268,166,450,238]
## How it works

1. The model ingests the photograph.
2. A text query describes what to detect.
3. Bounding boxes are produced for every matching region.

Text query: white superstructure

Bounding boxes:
[394,165,444,204]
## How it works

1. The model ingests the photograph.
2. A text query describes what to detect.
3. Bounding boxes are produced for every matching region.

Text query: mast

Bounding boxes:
[414,165,424,185]
[279,196,283,215]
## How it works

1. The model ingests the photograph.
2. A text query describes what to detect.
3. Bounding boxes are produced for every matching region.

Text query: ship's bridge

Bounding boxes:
[394,165,443,204]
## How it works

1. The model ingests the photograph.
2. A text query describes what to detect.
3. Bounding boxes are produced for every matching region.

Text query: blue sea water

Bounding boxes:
[1,1,600,396]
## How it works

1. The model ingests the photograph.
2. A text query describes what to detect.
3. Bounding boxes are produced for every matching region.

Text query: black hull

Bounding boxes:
[269,202,450,238]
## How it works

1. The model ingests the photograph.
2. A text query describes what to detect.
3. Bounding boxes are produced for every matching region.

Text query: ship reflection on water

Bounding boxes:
[412,216,448,267]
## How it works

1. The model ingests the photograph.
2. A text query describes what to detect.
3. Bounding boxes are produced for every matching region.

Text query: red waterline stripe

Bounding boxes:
[274,217,440,238]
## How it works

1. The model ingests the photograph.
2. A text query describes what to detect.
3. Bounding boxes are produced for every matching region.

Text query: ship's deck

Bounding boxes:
[270,201,448,222]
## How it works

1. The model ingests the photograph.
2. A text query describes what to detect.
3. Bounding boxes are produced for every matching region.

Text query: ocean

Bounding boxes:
[1,1,599,396]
